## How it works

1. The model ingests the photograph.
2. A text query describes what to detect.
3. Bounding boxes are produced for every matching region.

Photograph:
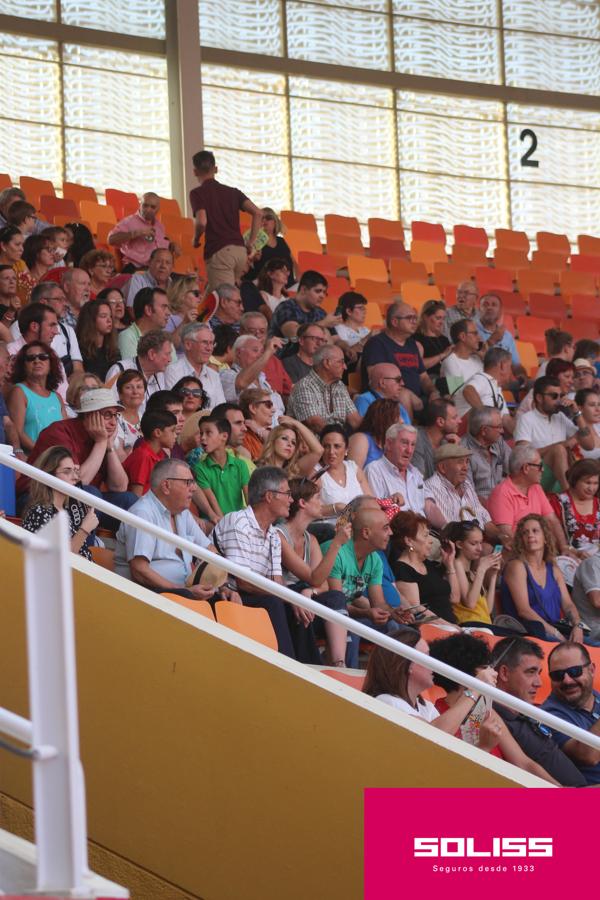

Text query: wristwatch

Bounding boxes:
[464,689,479,701]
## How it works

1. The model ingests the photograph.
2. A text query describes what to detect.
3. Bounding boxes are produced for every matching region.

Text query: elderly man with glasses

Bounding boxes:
[541,642,600,785]
[220,333,285,423]
[354,360,414,421]
[164,321,225,410]
[287,344,362,433]
[208,283,244,334]
[444,280,479,336]
[361,301,438,401]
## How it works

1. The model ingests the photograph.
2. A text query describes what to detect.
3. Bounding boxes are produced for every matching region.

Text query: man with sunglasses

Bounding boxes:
[542,642,600,785]
[490,637,586,786]
[354,362,412,423]
[515,375,595,491]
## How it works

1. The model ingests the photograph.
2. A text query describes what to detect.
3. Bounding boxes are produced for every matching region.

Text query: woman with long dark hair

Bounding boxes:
[76,298,120,380]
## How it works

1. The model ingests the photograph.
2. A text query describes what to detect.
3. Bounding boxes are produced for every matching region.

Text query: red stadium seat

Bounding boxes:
[516,316,554,353]
[453,224,488,249]
[368,217,405,243]
[475,266,513,294]
[528,293,568,322]
[411,220,446,244]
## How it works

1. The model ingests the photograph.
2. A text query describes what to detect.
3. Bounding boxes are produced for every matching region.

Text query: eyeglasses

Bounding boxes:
[549,662,590,682]
[271,489,292,497]
[256,400,274,409]
[180,387,203,397]
[25,352,49,362]
[381,376,404,384]
[542,392,561,400]
[395,315,418,322]
[100,410,119,420]
[526,462,544,470]
[167,477,195,488]
[55,466,77,477]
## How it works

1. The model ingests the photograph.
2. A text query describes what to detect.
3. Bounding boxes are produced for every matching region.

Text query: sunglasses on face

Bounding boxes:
[256,400,274,409]
[542,392,561,400]
[25,352,49,362]
[549,662,591,682]
[180,387,203,397]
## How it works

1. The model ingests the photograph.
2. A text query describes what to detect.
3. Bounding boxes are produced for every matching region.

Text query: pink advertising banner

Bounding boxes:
[365,787,593,899]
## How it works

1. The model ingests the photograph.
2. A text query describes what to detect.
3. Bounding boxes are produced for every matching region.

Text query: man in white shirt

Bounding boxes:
[12,282,84,378]
[440,317,483,389]
[106,330,172,414]
[365,423,425,514]
[514,375,595,490]
[455,346,514,434]
[164,321,225,410]
[220,334,284,423]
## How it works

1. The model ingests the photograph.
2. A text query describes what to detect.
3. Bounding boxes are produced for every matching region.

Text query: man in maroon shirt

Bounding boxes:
[190,150,262,292]
[18,388,137,529]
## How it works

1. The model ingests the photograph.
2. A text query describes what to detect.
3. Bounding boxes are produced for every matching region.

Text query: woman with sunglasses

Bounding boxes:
[348,398,401,470]
[548,459,600,557]
[97,287,128,333]
[172,375,208,420]
[115,370,146,458]
[276,477,351,665]
[76,298,120,381]
[256,417,323,478]
[501,514,585,643]
[22,445,99,559]
[440,520,502,627]
[166,276,201,352]
[7,341,66,452]
[415,300,452,377]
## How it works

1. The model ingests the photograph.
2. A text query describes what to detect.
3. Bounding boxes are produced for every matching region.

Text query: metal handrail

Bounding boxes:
[2,450,600,756]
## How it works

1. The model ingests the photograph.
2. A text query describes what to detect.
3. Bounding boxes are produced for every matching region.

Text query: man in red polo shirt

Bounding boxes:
[190,150,262,291]
[20,388,136,528]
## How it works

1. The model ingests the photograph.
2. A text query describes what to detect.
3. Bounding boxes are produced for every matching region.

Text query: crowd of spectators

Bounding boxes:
[1,153,600,786]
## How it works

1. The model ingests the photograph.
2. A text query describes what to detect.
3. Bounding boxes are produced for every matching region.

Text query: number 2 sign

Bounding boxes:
[520,128,539,167]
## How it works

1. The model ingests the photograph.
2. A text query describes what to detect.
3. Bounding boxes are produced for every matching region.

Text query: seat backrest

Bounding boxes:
[368,217,405,243]
[536,231,571,257]
[528,292,567,319]
[516,269,557,298]
[433,261,473,287]
[410,239,448,272]
[560,270,597,297]
[281,210,318,233]
[389,258,428,288]
[531,250,568,271]
[0,173,13,191]
[355,279,393,303]
[214,600,278,651]
[62,181,97,204]
[79,201,117,232]
[578,234,600,257]
[516,316,553,353]
[475,266,513,294]
[89,546,115,571]
[105,188,139,220]
[297,250,336,278]
[453,224,488,249]
[368,236,406,261]
[515,340,540,377]
[570,293,600,320]
[324,213,361,239]
[401,281,441,312]
[39,195,79,221]
[20,175,55,209]
[158,196,182,218]
[411,220,446,244]
[327,233,364,254]
[494,247,529,270]
[327,275,351,298]
[285,229,323,260]
[162,594,216,620]
[451,243,488,272]
[347,255,388,285]
[495,228,530,253]
[570,254,600,276]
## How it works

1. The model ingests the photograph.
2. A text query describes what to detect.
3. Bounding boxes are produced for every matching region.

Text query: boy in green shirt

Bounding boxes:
[190,414,250,520]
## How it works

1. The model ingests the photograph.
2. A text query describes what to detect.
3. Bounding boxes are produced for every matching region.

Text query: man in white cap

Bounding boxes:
[424,443,504,545]
[18,388,136,527]
[572,358,597,395]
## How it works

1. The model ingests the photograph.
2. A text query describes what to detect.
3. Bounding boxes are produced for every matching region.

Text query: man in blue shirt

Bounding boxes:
[542,642,600,785]
[354,362,412,423]
[475,292,521,367]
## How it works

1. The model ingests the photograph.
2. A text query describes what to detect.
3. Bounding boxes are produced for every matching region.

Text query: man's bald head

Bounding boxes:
[141,192,160,221]
[352,506,392,551]
[386,301,417,332]
[368,362,404,396]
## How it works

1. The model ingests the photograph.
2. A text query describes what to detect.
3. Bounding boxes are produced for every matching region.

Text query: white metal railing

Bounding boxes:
[0,510,91,896]
[2,450,600,760]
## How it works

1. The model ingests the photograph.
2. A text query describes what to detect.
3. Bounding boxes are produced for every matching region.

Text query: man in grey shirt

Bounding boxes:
[571,555,600,644]
[461,406,510,500]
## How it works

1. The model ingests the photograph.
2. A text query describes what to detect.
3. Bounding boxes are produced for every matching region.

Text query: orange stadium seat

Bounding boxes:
[570,254,600,277]
[560,270,597,299]
[451,243,488,271]
[390,258,428,289]
[475,266,513,294]
[62,181,97,204]
[368,236,406,263]
[161,214,194,239]
[105,188,138,220]
[324,213,361,239]
[517,269,557,298]
[401,281,441,312]
[347,255,388,285]
[494,247,529,270]
[96,222,117,245]
[326,233,364,268]
[89,546,115,571]
[172,254,198,274]
[433,262,473,289]
[79,200,117,235]
[453,224,488,249]
[297,251,336,278]
[410,239,448,274]
[355,279,394,305]
[495,228,530,253]
[20,175,55,209]
[368,217,405,243]
[578,234,600,257]
[281,210,318,233]
[363,304,384,329]
[516,316,553,353]
[496,289,526,317]
[411,220,446,244]
[162,594,216,620]
[239,210,251,233]
[39,195,79,222]
[214,600,278,651]
[515,340,540,377]
[285,229,322,261]
[0,173,13,190]
[326,275,350,298]
[536,231,571,257]
[158,196,181,218]
[528,292,568,322]
[560,318,600,340]
[570,294,600,321]
[531,250,568,271]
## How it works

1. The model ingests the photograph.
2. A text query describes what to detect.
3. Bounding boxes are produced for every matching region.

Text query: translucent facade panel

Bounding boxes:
[398,113,505,179]
[507,103,600,132]
[198,0,283,56]
[289,77,392,108]
[397,90,503,121]
[62,44,166,79]
[0,33,58,61]
[393,18,501,83]
[310,0,387,11]
[0,122,62,184]
[63,66,169,139]
[510,182,600,238]
[202,65,285,94]
[61,0,165,38]
[394,1,498,28]
[291,98,395,166]
[0,0,55,20]
[293,159,398,222]
[287,2,390,70]
[202,87,288,156]
[0,55,60,124]
[400,172,508,231]
[211,148,291,211]
[504,31,600,95]
[507,124,600,188]
[502,0,600,40]
[65,130,171,197]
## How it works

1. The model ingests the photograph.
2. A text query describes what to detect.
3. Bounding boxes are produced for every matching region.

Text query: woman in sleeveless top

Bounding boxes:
[318,424,372,524]
[501,514,584,642]
[7,341,65,451]
[348,398,402,470]
[441,520,501,627]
